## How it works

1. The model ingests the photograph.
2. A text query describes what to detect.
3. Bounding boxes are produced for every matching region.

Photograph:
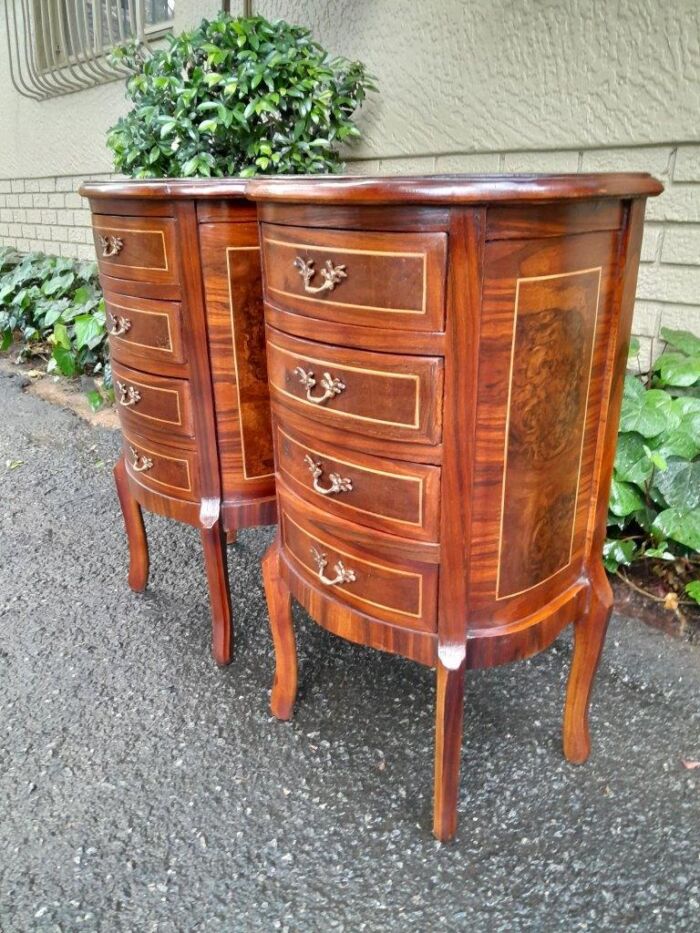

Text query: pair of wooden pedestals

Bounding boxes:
[81,173,661,839]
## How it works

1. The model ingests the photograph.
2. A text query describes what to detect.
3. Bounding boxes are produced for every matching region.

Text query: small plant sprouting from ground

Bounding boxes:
[0,246,111,410]
[606,328,700,608]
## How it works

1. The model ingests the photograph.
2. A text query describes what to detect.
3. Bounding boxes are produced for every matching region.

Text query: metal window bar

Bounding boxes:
[4,0,174,100]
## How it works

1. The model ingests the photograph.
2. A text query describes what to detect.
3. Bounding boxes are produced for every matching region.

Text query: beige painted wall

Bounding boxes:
[0,0,698,356]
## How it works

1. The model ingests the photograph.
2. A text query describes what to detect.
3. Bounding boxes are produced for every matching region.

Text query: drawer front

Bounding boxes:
[92,214,179,287]
[262,223,447,332]
[275,422,441,542]
[266,327,443,446]
[112,361,194,439]
[279,486,438,632]
[104,290,186,371]
[122,431,198,502]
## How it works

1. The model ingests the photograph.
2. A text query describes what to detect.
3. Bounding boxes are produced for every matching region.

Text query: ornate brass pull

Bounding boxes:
[310,547,356,587]
[107,312,132,337]
[293,257,347,294]
[129,446,153,473]
[294,366,345,405]
[303,455,352,496]
[116,381,141,407]
[99,234,124,258]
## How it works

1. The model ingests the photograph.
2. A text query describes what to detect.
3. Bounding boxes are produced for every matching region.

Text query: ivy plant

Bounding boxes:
[0,246,110,406]
[605,328,700,605]
[106,13,376,178]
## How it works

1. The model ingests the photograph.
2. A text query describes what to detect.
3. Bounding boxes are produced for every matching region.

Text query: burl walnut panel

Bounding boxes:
[250,173,662,842]
[81,180,277,667]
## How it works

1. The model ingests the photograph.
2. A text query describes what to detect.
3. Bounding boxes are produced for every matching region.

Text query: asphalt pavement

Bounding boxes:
[1,365,698,932]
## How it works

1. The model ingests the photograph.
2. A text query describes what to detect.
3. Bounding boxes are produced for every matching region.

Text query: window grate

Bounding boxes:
[4,0,174,100]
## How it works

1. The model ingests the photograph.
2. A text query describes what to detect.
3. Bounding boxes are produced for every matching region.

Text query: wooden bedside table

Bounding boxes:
[80,180,276,666]
[248,173,663,840]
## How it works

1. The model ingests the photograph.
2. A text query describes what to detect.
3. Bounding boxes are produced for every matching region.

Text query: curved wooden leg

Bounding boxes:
[113,456,149,593]
[226,529,237,545]
[262,540,296,720]
[200,520,233,667]
[563,565,613,764]
[433,654,466,842]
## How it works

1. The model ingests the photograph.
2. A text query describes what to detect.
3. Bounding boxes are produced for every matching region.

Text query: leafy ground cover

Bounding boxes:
[606,329,700,615]
[0,246,111,409]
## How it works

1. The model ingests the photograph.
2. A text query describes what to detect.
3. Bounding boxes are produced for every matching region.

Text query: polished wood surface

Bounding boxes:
[81,181,277,663]
[261,223,447,332]
[249,173,661,841]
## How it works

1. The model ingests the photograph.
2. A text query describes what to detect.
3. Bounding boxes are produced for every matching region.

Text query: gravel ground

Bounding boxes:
[0,366,699,933]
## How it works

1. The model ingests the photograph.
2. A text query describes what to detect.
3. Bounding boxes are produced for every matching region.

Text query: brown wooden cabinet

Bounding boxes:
[248,173,663,841]
[80,180,276,666]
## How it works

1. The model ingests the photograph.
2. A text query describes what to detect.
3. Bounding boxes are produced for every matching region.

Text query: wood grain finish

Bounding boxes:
[275,420,441,541]
[103,288,186,372]
[279,483,439,633]
[80,182,278,665]
[262,223,447,332]
[199,221,275,499]
[112,360,194,440]
[266,326,444,446]
[122,430,199,502]
[250,173,661,841]
[91,213,179,287]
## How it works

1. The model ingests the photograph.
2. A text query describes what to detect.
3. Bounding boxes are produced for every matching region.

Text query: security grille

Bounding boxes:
[4,0,174,100]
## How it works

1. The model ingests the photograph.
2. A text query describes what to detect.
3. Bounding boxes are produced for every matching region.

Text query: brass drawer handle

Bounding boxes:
[304,454,352,496]
[294,366,345,405]
[107,312,132,337]
[310,547,356,586]
[129,445,153,473]
[293,257,347,294]
[116,381,141,407]
[99,234,124,258]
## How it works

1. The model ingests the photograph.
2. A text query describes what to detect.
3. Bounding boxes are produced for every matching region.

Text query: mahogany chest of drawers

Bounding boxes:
[248,173,663,840]
[80,180,276,665]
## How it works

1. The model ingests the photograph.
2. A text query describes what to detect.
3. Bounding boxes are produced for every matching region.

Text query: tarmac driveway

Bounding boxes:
[0,366,698,932]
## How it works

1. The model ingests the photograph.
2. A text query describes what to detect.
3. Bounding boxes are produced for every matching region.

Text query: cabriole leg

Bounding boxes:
[563,565,613,764]
[262,539,297,720]
[433,654,467,842]
[200,520,233,667]
[113,456,149,593]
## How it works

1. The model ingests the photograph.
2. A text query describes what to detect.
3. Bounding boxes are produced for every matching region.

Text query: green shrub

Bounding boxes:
[0,246,109,394]
[606,328,700,605]
[106,13,376,178]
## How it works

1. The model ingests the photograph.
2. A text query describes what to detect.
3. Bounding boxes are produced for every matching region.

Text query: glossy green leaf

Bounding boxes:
[652,507,700,551]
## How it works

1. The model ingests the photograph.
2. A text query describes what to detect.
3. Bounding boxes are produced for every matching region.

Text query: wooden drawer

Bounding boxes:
[104,289,186,372]
[261,223,447,332]
[91,214,179,288]
[122,430,198,502]
[112,360,194,440]
[275,421,441,542]
[278,484,438,632]
[266,327,444,446]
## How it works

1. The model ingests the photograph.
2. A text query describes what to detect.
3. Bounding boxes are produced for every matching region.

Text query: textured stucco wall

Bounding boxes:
[0,0,698,353]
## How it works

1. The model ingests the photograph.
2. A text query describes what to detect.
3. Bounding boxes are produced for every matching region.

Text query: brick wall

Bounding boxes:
[0,173,113,263]
[0,144,698,354]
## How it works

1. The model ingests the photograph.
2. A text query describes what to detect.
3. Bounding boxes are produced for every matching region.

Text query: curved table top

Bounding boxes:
[80,173,663,205]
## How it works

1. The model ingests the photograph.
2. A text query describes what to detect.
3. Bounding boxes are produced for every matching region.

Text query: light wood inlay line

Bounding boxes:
[93,225,169,272]
[264,235,428,315]
[123,433,192,493]
[269,342,422,430]
[226,245,275,481]
[282,509,424,619]
[106,299,173,353]
[116,374,184,427]
[277,425,425,527]
[495,266,603,600]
